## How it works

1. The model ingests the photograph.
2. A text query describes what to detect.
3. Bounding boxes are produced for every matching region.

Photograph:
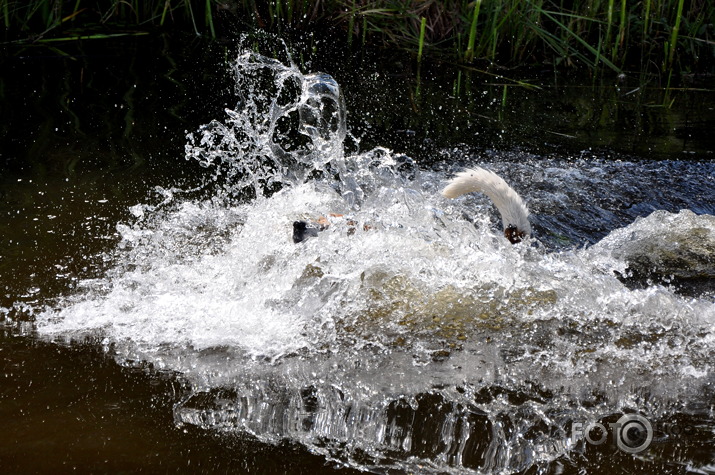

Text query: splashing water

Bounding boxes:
[20,45,715,473]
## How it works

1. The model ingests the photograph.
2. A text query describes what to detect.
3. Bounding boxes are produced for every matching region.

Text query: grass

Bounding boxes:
[666,0,686,71]
[1,0,713,79]
[464,0,481,63]
[417,15,426,63]
[0,0,222,42]
[334,0,713,77]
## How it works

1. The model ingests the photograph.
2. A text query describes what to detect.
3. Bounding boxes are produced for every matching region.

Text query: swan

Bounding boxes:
[293,166,530,244]
[442,167,530,244]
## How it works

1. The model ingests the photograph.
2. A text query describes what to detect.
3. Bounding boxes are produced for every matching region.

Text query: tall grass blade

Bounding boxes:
[465,0,481,62]
[605,0,614,52]
[205,0,215,38]
[417,16,426,63]
[613,0,627,63]
[36,32,151,43]
[347,8,354,46]
[666,0,685,72]
[362,15,367,47]
[160,0,169,26]
[2,0,9,29]
[185,0,199,36]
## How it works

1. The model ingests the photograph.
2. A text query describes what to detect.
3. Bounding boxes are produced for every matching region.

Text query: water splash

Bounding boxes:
[183,49,350,201]
[20,44,715,473]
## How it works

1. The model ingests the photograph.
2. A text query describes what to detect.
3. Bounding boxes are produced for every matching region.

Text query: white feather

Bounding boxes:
[442,167,531,237]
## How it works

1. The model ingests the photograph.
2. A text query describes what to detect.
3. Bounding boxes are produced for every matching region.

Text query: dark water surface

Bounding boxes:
[1,35,714,474]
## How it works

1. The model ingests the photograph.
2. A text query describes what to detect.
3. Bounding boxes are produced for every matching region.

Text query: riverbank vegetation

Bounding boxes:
[1,0,713,79]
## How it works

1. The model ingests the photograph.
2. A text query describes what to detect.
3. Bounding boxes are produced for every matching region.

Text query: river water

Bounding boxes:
[1,35,714,473]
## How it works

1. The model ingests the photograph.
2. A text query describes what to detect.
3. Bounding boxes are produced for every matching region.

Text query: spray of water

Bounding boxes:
[20,42,715,473]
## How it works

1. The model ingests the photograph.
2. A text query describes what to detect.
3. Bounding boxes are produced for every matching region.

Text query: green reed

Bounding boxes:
[464,0,481,63]
[350,0,711,77]
[1,0,219,42]
[665,0,685,71]
[204,0,215,38]
[417,16,426,63]
[2,0,712,79]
